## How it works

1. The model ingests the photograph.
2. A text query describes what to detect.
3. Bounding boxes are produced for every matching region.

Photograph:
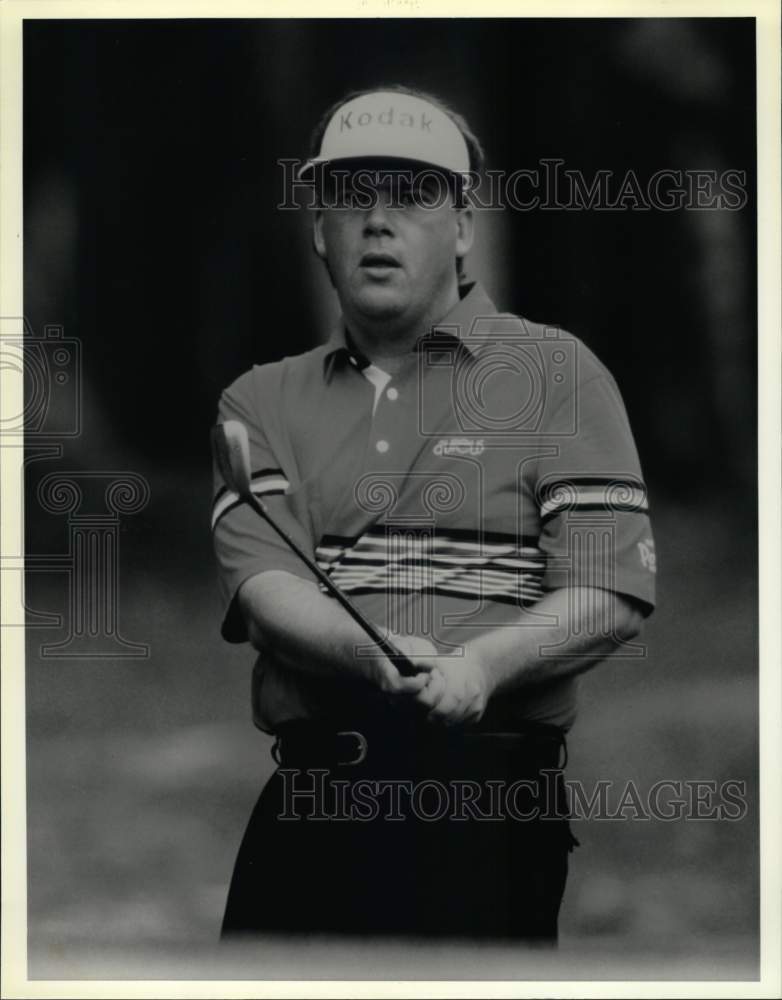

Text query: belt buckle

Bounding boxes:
[336,730,368,766]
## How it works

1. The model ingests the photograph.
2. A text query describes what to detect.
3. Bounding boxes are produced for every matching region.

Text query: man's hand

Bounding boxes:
[362,633,439,698]
[413,649,492,727]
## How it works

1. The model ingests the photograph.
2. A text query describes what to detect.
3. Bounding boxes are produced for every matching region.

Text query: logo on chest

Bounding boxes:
[433,437,485,457]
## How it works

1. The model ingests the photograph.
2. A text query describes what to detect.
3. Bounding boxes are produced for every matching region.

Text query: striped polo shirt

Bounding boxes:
[212,281,656,732]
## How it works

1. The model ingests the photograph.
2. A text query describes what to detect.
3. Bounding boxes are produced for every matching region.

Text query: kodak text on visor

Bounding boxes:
[300,91,472,187]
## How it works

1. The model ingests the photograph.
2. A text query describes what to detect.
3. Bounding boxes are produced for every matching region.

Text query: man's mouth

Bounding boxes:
[360,252,401,271]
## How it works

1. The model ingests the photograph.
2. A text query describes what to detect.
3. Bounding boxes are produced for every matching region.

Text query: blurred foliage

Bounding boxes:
[23,18,756,491]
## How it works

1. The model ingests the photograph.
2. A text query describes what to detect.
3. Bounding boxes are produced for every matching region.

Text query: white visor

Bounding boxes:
[300,91,472,187]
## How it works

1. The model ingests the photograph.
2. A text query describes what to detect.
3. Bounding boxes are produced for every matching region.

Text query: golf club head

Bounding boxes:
[211,420,252,499]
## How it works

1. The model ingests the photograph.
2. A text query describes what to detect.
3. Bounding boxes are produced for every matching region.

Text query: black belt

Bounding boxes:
[272,717,567,770]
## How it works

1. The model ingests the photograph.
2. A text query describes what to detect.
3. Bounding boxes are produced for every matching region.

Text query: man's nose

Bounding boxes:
[363,196,395,236]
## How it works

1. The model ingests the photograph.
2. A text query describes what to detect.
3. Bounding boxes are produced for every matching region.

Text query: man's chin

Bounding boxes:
[352,289,408,321]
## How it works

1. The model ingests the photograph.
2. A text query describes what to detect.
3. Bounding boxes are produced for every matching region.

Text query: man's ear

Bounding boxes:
[312,210,327,260]
[455,206,474,260]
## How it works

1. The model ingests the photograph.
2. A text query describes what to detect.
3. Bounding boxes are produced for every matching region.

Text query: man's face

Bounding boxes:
[313,167,473,329]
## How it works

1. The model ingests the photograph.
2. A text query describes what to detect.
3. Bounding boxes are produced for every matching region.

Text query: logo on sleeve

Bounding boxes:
[637,538,656,573]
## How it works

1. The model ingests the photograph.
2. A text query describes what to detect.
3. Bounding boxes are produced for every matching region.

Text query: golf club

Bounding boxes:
[211,419,420,677]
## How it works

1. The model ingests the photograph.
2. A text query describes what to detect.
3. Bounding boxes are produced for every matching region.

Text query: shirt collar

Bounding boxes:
[323,280,499,381]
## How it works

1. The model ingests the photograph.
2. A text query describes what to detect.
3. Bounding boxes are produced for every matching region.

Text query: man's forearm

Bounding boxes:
[237,570,378,681]
[236,570,435,701]
[471,587,644,695]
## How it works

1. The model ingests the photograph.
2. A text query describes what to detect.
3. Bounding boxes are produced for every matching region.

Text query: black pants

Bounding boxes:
[221,718,577,941]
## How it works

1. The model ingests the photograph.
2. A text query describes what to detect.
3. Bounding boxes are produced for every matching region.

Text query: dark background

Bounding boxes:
[22,18,758,978]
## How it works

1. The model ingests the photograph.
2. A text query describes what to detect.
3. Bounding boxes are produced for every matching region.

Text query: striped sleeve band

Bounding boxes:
[211,468,289,530]
[537,476,648,524]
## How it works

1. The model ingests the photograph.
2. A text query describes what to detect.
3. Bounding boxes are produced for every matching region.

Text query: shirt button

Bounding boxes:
[386,387,399,401]
[376,440,390,454]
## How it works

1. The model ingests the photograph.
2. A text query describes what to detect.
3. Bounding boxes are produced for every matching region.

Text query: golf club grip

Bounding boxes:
[247,495,420,677]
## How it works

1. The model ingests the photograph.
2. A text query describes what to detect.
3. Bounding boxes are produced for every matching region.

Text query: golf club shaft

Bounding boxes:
[244,493,419,677]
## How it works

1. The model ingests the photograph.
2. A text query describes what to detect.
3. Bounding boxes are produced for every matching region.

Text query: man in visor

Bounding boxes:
[212,85,656,941]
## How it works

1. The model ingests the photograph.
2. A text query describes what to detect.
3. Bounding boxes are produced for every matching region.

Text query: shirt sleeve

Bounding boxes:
[535,371,657,616]
[211,368,317,643]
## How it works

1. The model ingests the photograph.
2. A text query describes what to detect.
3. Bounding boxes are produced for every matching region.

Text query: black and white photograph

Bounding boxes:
[1,1,780,994]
